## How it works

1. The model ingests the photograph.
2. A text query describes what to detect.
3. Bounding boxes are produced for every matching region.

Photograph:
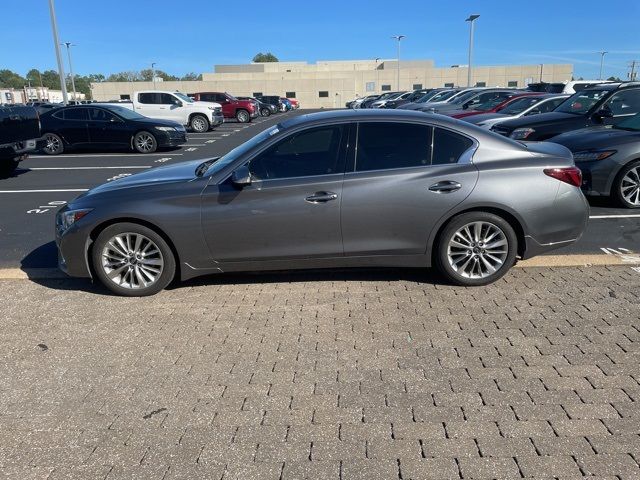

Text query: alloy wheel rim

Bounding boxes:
[238,111,248,122]
[46,134,60,153]
[101,233,164,289]
[135,134,154,152]
[447,221,508,279]
[193,117,206,132]
[621,166,640,206]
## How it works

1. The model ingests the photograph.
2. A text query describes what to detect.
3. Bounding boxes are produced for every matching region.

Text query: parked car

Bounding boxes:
[446,93,543,119]
[370,91,408,108]
[0,105,41,176]
[28,102,62,115]
[288,98,300,109]
[190,92,258,123]
[550,112,640,208]
[256,96,283,112]
[527,80,615,94]
[55,109,588,296]
[419,89,518,115]
[466,94,569,129]
[280,98,293,111]
[491,83,640,140]
[398,88,461,110]
[237,96,277,116]
[101,90,223,133]
[40,104,187,155]
[361,92,402,109]
[350,95,379,109]
[384,89,433,109]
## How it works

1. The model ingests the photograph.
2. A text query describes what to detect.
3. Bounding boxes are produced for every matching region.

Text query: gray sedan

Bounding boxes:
[56,110,589,296]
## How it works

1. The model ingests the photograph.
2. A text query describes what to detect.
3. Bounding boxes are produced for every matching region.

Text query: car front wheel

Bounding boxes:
[435,212,517,286]
[189,114,209,133]
[133,131,158,153]
[235,109,250,123]
[260,108,271,117]
[614,160,640,208]
[92,223,176,296]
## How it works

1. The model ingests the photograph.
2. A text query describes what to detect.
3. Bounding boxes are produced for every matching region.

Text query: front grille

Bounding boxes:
[490,125,511,137]
[214,107,222,115]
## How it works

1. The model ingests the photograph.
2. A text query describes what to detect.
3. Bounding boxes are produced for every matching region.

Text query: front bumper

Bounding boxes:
[210,114,224,127]
[157,130,187,147]
[575,158,621,197]
[56,216,93,278]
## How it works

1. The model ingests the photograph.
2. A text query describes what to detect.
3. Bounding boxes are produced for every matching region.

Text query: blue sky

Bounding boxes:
[1,0,638,80]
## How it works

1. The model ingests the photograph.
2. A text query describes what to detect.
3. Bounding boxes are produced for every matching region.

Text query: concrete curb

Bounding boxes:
[0,255,637,280]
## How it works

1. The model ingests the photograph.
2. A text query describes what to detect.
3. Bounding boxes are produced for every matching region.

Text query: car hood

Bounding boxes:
[131,117,183,128]
[497,111,582,130]
[194,100,222,108]
[465,113,510,124]
[550,126,640,150]
[83,159,204,197]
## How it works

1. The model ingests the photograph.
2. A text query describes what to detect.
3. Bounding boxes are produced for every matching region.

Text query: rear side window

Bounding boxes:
[432,128,474,165]
[356,122,432,172]
[63,108,88,121]
[138,92,159,104]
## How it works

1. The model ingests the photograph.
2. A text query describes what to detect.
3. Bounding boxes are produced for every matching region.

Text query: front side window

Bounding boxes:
[432,128,474,165]
[249,126,344,180]
[160,93,178,105]
[356,122,432,172]
[555,89,609,115]
[603,90,640,116]
[500,97,543,115]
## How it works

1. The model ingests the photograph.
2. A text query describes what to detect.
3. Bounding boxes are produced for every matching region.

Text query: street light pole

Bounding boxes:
[374,57,380,93]
[598,51,608,80]
[151,62,156,89]
[465,14,480,88]
[47,0,68,104]
[391,35,405,90]
[63,42,77,102]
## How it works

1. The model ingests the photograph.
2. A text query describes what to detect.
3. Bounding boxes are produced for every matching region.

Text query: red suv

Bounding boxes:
[191,92,258,123]
[448,92,544,119]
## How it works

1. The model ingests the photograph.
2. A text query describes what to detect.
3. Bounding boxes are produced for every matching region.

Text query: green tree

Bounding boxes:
[40,70,63,89]
[0,69,27,88]
[181,72,202,81]
[607,76,623,82]
[252,52,279,63]
[107,71,142,82]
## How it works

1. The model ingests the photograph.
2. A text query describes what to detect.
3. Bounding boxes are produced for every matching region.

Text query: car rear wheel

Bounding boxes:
[260,108,271,117]
[236,109,250,123]
[43,133,64,155]
[436,212,517,286]
[133,131,158,153]
[92,223,176,297]
[190,114,209,133]
[614,161,640,208]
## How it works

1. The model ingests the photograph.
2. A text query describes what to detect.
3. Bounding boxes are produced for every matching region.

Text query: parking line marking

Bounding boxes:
[0,189,89,193]
[30,153,183,158]
[205,140,216,143]
[184,144,207,146]
[590,214,640,219]
[28,166,151,170]
[184,147,198,152]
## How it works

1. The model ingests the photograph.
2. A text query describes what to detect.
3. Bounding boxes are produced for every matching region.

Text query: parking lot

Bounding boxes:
[1,111,640,479]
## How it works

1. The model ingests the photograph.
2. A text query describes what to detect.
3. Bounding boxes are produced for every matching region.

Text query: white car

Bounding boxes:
[465,94,569,129]
[102,91,224,132]
[528,80,615,94]
[370,91,409,108]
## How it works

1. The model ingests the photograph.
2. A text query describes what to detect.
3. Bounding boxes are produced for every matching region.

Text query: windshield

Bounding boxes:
[174,92,194,103]
[204,126,280,176]
[498,97,542,115]
[103,105,146,120]
[555,89,609,115]
[450,90,479,104]
[226,93,238,101]
[420,89,457,103]
[615,113,640,131]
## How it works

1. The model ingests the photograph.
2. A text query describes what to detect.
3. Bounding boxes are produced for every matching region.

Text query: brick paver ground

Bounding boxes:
[0,266,639,479]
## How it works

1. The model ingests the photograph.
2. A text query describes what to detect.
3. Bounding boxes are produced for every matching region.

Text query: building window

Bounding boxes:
[252,92,263,97]
[381,84,391,91]
[319,91,329,98]
[412,84,423,90]
[475,82,486,87]
[508,81,518,87]
[120,94,130,100]
[286,92,296,98]
[444,83,454,88]
[365,82,375,92]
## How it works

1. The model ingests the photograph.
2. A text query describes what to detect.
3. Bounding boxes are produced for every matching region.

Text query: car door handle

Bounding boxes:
[429,181,462,193]
[305,191,338,203]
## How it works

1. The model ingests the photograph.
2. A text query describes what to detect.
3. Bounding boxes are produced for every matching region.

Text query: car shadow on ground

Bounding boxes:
[0,166,30,180]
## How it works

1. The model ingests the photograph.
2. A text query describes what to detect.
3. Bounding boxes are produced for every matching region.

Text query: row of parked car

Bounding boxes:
[344,81,640,209]
[0,90,300,175]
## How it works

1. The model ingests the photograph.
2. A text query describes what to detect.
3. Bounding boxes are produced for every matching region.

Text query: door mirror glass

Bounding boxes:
[231,165,252,187]
[595,108,614,120]
[173,100,183,107]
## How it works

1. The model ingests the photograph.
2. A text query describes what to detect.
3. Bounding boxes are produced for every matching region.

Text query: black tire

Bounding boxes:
[0,158,20,178]
[435,212,518,286]
[189,114,209,133]
[132,131,158,153]
[92,222,176,297]
[612,160,640,209]
[43,133,64,155]
[235,109,251,123]
[260,108,271,117]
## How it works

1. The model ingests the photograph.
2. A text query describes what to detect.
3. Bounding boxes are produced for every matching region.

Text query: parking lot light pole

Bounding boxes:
[598,51,608,80]
[391,35,405,91]
[63,42,77,102]
[151,63,156,89]
[47,0,68,104]
[465,14,480,87]
[375,57,380,93]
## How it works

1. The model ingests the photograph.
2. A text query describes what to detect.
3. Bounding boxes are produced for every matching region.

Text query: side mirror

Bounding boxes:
[173,100,182,107]
[231,165,252,187]
[595,108,614,120]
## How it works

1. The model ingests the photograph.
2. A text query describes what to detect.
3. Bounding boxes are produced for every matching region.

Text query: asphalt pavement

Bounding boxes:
[0,109,639,272]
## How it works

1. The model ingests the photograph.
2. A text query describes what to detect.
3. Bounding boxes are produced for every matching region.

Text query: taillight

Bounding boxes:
[543,167,582,187]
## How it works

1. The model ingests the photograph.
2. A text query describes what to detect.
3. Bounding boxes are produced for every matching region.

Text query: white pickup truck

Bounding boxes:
[102,91,224,133]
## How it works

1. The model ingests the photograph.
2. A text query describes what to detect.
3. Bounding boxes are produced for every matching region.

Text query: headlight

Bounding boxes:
[155,126,176,131]
[56,208,92,234]
[207,106,216,110]
[510,128,535,140]
[572,150,617,162]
